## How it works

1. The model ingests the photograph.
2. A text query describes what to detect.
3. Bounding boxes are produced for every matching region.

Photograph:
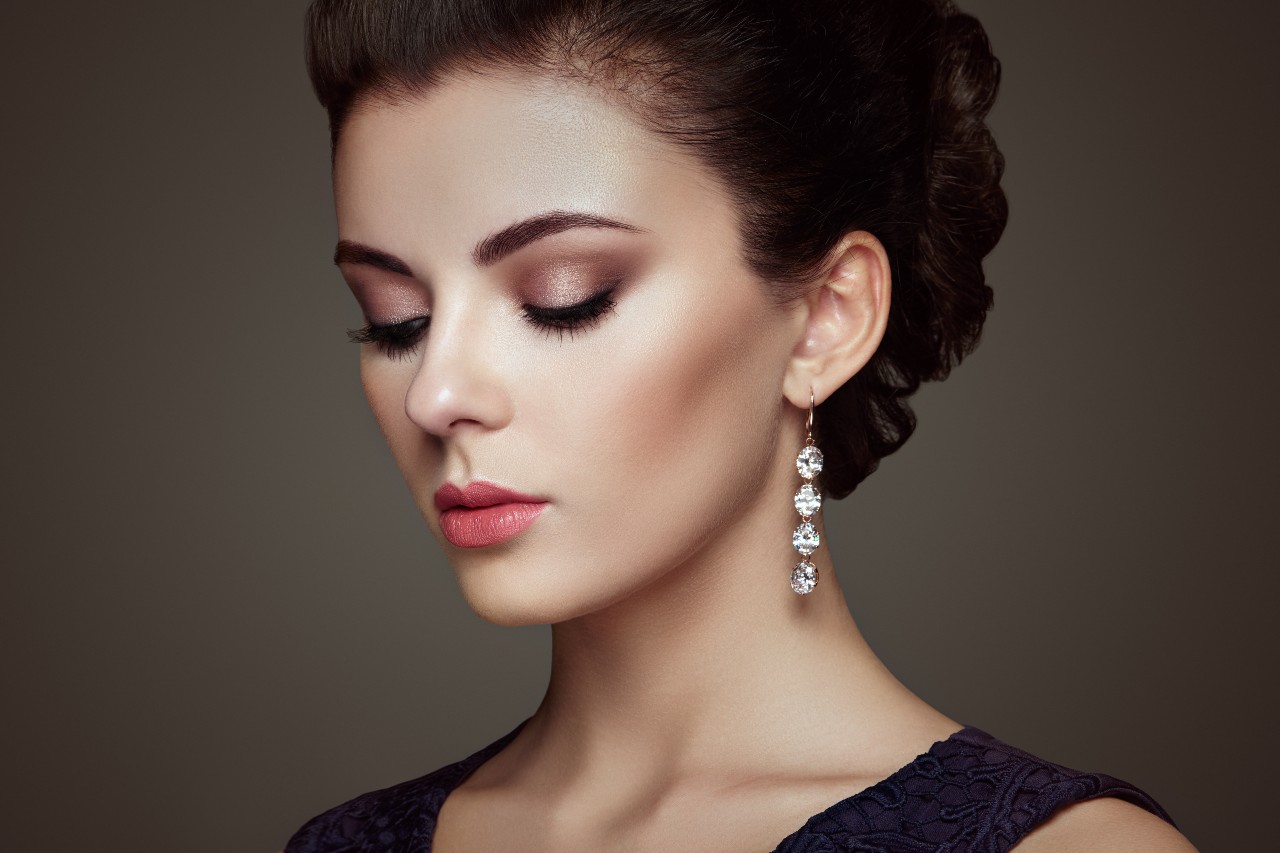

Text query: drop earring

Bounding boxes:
[791,387,823,594]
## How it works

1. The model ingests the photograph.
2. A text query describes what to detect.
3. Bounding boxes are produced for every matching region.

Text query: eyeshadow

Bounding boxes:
[346,276,428,324]
[524,262,606,305]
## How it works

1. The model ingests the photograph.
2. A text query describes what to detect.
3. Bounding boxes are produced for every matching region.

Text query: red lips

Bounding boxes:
[434,480,548,548]
[434,480,546,512]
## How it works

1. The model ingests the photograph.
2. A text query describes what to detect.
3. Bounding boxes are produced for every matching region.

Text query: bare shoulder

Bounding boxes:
[1013,797,1198,852]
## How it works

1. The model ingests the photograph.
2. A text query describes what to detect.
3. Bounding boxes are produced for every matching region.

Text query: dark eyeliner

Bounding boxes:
[520,283,619,342]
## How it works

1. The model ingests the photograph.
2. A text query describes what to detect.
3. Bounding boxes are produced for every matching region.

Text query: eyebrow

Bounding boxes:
[331,242,413,276]
[333,209,649,276]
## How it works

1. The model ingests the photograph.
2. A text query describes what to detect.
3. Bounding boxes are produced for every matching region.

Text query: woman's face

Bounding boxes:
[332,70,807,625]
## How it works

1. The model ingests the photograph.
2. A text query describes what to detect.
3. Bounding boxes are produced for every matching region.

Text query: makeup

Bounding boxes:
[435,480,549,548]
[439,501,548,548]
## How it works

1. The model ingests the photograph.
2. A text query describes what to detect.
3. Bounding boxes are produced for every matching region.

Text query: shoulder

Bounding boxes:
[1012,796,1198,852]
[282,766,453,853]
[785,725,1191,853]
[281,717,531,853]
[941,726,1193,853]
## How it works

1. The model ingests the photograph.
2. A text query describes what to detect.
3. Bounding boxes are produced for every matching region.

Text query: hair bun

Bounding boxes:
[914,4,1007,376]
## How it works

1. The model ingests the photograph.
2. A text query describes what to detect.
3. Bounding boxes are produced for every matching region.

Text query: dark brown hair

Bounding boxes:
[305,0,1007,499]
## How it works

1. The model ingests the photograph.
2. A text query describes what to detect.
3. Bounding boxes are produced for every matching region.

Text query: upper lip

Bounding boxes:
[434,480,547,512]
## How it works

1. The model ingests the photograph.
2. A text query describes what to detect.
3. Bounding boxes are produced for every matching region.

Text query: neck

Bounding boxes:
[520,441,948,784]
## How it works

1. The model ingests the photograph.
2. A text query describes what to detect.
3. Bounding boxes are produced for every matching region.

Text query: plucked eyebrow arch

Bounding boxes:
[333,209,649,276]
[332,242,413,275]
[471,210,648,267]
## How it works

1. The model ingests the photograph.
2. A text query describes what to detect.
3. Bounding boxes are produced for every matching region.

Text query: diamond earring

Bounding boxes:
[791,387,823,594]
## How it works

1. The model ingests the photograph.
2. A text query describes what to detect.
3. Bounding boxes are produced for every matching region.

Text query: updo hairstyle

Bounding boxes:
[305,0,1008,498]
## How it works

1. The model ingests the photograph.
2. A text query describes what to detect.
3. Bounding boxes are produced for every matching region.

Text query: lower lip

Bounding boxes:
[439,502,548,548]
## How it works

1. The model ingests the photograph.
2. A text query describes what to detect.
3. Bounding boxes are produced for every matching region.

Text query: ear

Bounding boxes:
[783,230,891,408]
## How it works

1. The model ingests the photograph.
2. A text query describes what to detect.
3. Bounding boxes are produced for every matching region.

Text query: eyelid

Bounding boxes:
[525,281,619,315]
[343,274,430,323]
[519,249,631,294]
[519,281,620,342]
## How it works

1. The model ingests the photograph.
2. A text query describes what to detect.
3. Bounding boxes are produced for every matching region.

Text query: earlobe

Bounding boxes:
[783,231,892,407]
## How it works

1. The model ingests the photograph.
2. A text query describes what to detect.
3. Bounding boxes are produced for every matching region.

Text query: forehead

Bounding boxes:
[332,70,726,261]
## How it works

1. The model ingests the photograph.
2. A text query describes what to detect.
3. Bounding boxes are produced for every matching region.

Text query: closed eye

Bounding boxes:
[520,283,619,341]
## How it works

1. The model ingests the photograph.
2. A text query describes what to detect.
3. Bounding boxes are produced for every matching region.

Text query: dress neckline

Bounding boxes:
[426,716,982,852]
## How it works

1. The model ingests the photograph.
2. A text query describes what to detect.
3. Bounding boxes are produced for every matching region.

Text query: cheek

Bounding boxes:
[359,357,424,471]
[547,278,782,542]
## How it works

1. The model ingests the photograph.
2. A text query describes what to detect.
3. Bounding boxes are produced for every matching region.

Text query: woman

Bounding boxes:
[285,0,1196,850]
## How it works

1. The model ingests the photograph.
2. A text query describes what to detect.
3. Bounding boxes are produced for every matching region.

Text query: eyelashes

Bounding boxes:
[347,284,620,361]
[346,316,428,360]
[521,284,620,342]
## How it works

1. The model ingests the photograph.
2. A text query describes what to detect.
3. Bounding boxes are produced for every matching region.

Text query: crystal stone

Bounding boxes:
[792,521,819,555]
[791,560,818,594]
[796,445,824,479]
[794,483,822,516]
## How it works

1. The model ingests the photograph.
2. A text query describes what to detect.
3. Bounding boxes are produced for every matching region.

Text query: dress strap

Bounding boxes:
[774,726,1174,852]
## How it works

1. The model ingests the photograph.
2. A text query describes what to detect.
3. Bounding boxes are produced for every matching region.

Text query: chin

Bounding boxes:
[454,563,643,627]
[458,585,589,628]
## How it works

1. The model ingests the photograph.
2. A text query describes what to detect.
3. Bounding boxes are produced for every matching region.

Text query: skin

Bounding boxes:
[317,68,1197,852]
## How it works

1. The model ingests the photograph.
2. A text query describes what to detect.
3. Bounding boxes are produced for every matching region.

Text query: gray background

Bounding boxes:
[4,1,1276,850]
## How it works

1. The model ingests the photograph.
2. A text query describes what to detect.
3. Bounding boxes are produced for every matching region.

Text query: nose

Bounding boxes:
[403,303,514,438]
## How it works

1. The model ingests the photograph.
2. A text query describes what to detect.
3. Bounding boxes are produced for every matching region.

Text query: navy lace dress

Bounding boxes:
[284,716,1176,852]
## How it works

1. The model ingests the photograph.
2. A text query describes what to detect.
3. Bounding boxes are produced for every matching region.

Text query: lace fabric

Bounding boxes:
[284,717,1174,853]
